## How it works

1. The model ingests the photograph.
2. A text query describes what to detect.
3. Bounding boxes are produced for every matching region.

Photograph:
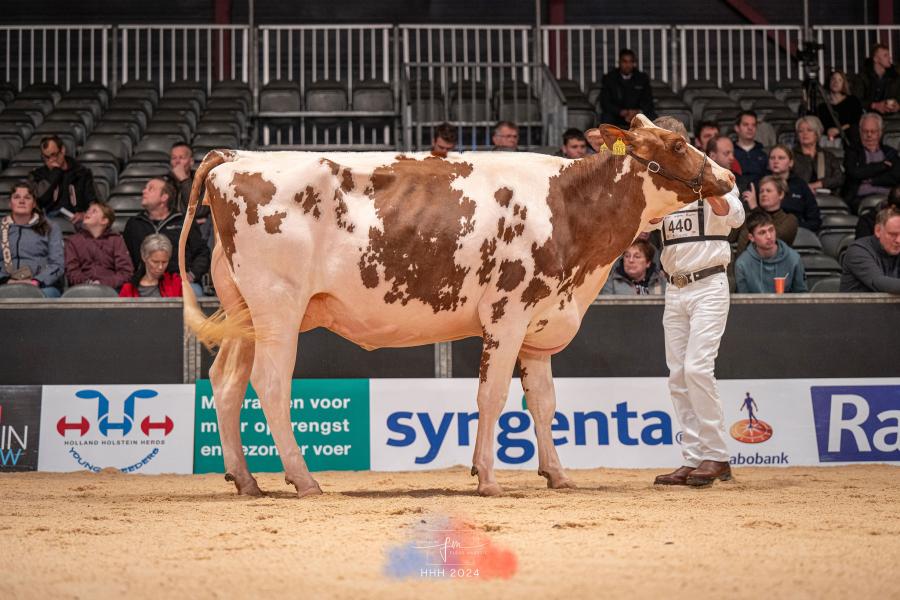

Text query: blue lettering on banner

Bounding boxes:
[385,403,674,465]
[0,448,23,467]
[811,386,900,462]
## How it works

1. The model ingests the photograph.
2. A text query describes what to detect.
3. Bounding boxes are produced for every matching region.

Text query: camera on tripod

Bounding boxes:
[797,40,824,80]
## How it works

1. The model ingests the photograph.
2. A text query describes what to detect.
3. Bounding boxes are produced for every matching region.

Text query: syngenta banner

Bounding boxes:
[370,378,900,470]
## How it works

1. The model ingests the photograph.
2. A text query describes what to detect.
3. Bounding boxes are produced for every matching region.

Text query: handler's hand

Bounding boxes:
[707,195,730,216]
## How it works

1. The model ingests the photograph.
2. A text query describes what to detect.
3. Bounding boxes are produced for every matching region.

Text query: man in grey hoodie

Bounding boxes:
[735,210,808,293]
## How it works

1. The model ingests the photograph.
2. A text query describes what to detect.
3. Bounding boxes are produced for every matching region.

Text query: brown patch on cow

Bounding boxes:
[521,278,551,308]
[490,297,508,324]
[517,360,529,392]
[341,169,355,194]
[334,196,354,232]
[479,327,501,383]
[536,319,549,332]
[495,187,513,208]
[360,156,476,312]
[477,238,497,285]
[496,259,526,292]
[519,207,527,221]
[320,158,340,176]
[263,211,287,234]
[358,256,379,288]
[529,155,646,296]
[231,171,277,226]
[513,223,524,237]
[206,173,240,267]
[294,186,322,219]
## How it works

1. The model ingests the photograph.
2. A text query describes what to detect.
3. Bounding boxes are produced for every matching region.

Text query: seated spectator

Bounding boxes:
[166,142,195,214]
[0,181,63,297]
[791,116,844,193]
[757,144,822,232]
[491,121,519,151]
[733,111,768,185]
[735,210,807,293]
[843,113,900,213]
[733,176,799,254]
[430,123,458,157]
[817,70,863,142]
[599,48,656,128]
[856,184,900,239]
[601,239,665,295]
[840,205,900,293]
[123,177,210,297]
[558,128,588,159]
[64,201,133,290]
[119,234,183,298]
[852,44,900,116]
[707,135,751,194]
[694,121,719,151]
[28,135,97,224]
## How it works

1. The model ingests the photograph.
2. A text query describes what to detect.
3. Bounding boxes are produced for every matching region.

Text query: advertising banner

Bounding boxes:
[0,386,42,472]
[38,385,195,474]
[369,378,900,470]
[193,379,370,473]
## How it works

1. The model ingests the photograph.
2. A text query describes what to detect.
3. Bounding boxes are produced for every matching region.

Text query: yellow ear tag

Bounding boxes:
[599,143,609,152]
[612,138,627,156]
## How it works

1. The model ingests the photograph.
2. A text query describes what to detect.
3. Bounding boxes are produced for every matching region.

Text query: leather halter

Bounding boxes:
[626,148,709,198]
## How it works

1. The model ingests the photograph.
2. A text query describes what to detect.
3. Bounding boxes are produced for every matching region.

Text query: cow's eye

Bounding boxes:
[673,140,685,153]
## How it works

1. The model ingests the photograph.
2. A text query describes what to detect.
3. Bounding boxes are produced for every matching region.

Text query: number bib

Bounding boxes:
[660,200,729,246]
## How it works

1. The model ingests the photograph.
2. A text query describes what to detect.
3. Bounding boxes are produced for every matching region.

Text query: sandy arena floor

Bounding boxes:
[1,465,899,600]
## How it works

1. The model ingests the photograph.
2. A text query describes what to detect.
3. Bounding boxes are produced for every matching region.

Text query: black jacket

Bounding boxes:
[598,69,656,128]
[851,60,900,112]
[842,144,900,204]
[122,210,210,279]
[840,235,900,293]
[29,158,98,215]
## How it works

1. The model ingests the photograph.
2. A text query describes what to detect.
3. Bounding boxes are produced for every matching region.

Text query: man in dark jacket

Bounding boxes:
[852,44,900,116]
[843,113,900,213]
[123,177,210,295]
[599,49,656,128]
[28,135,98,223]
[733,111,768,185]
[840,205,900,293]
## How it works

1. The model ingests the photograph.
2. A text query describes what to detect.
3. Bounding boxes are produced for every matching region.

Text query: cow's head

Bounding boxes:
[586,114,735,210]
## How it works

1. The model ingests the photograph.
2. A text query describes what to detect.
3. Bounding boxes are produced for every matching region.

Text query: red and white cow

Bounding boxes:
[178,114,734,498]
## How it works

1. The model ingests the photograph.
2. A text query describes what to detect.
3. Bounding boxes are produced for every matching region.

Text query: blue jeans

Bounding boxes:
[41,286,62,298]
[191,282,204,297]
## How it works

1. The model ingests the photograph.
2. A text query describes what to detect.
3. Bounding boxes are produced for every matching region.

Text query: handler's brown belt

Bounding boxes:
[665,265,726,289]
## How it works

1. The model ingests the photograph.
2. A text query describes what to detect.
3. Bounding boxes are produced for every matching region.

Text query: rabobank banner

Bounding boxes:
[369,378,900,470]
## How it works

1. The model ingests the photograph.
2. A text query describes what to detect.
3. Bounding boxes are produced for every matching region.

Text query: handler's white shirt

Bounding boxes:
[652,187,744,275]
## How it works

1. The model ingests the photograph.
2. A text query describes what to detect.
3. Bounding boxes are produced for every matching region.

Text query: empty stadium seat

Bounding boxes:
[94,121,142,146]
[306,79,348,112]
[61,284,120,298]
[49,215,76,235]
[82,135,131,168]
[195,121,241,138]
[56,97,103,121]
[801,254,842,288]
[46,109,94,132]
[792,227,824,254]
[200,110,241,129]
[810,277,842,293]
[260,81,302,113]
[109,98,154,120]
[192,134,239,150]
[820,214,858,232]
[0,284,45,298]
[815,193,850,215]
[120,163,170,180]
[107,194,143,214]
[8,97,55,117]
[102,108,148,132]
[819,231,854,260]
[152,109,198,131]
[135,135,184,156]
[353,79,393,112]
[36,121,87,145]
[857,194,887,215]
[116,87,160,107]
[566,100,597,132]
[206,98,248,114]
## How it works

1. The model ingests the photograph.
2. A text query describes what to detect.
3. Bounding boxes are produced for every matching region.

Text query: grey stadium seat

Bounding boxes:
[0,284,46,298]
[857,194,887,215]
[821,214,858,232]
[792,227,824,254]
[8,97,55,117]
[352,79,393,112]
[135,135,184,156]
[61,284,119,298]
[305,80,348,112]
[196,121,241,138]
[36,121,87,145]
[146,121,193,140]
[107,195,143,214]
[260,82,302,113]
[120,163,170,180]
[82,135,131,168]
[115,87,160,107]
[192,134,239,149]
[810,277,842,293]
[207,97,249,114]
[819,231,855,261]
[152,109,197,132]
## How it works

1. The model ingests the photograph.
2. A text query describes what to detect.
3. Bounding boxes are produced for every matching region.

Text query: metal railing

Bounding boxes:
[118,25,251,93]
[815,26,900,81]
[0,26,111,90]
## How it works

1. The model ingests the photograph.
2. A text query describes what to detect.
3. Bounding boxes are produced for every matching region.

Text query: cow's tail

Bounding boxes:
[179,149,255,350]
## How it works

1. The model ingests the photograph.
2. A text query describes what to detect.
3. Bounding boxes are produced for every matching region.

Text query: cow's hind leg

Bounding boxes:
[471,319,526,497]
[518,353,576,490]
[249,309,322,498]
[210,337,262,496]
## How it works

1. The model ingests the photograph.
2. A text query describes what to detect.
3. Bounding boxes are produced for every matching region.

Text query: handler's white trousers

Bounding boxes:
[663,272,730,466]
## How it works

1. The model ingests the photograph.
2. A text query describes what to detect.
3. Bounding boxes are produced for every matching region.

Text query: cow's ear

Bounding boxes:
[630,114,655,129]
[587,125,635,153]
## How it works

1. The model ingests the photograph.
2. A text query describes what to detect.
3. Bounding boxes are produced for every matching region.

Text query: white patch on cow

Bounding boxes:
[613,156,634,184]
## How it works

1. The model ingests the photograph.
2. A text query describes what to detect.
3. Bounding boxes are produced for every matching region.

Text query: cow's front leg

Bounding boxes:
[519,353,576,490]
[472,324,525,497]
[249,311,322,499]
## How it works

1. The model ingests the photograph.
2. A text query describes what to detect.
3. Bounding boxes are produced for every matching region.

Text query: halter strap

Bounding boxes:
[626,149,708,199]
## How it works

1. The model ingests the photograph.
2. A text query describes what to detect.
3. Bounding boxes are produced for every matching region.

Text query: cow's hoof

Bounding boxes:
[548,478,577,490]
[477,482,504,497]
[295,481,323,499]
[226,473,264,497]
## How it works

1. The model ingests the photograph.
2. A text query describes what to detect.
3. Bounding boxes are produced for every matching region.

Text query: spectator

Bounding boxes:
[762,144,822,232]
[601,239,666,295]
[856,184,900,239]
[28,135,97,224]
[559,128,588,159]
[119,234,183,298]
[430,123,458,158]
[735,210,808,293]
[843,113,900,213]
[166,141,213,246]
[733,111,768,185]
[840,205,900,293]
[732,176,799,254]
[707,135,752,194]
[491,121,519,151]
[64,201,133,290]
[599,48,656,128]
[852,44,900,116]
[791,116,844,193]
[123,177,209,297]
[817,70,863,142]
[0,181,63,297]
[694,121,719,151]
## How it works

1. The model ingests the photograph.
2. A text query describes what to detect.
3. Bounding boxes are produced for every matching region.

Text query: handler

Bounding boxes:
[649,116,745,487]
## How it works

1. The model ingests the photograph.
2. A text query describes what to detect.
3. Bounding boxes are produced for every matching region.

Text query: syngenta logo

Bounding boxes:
[811,386,900,462]
[386,402,674,464]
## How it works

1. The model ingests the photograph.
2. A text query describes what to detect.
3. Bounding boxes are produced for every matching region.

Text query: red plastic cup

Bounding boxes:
[774,277,786,294]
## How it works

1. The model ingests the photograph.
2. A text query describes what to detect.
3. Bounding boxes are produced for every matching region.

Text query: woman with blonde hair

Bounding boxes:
[816,69,863,142]
[792,115,844,192]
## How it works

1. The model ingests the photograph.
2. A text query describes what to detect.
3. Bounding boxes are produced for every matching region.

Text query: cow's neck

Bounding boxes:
[533,153,649,307]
